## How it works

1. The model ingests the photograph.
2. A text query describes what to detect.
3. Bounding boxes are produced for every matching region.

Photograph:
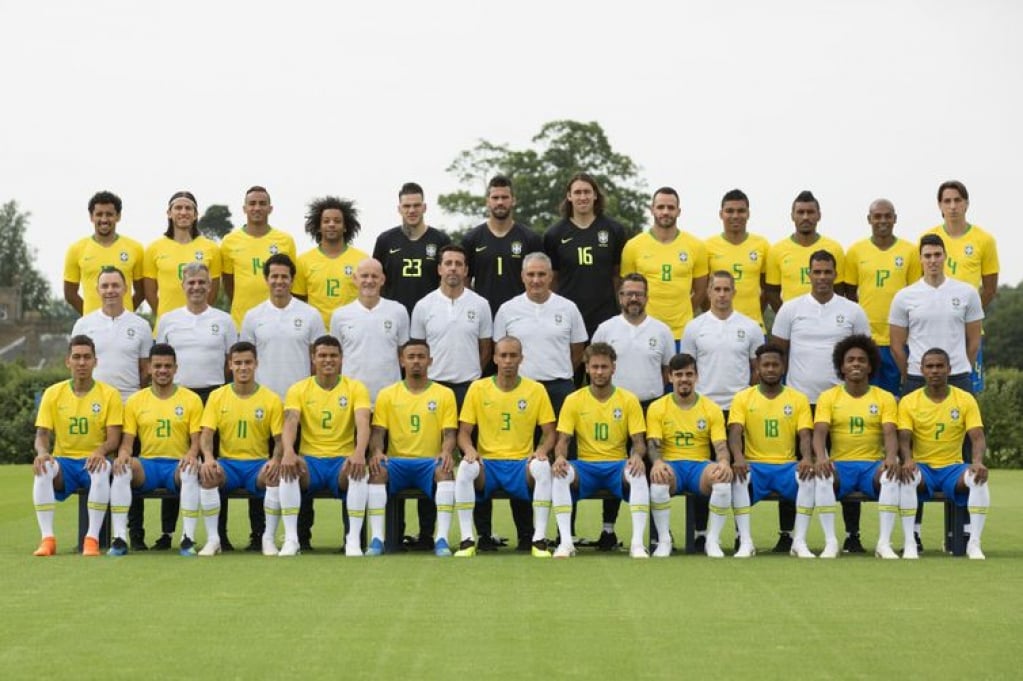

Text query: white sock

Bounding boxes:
[86,460,111,540]
[367,484,386,542]
[278,479,300,543]
[793,472,815,546]
[264,485,284,542]
[731,479,752,544]
[435,480,454,544]
[179,469,200,541]
[814,474,837,544]
[200,487,221,543]
[529,459,552,542]
[650,483,672,544]
[901,472,920,547]
[552,466,575,547]
[33,460,58,538]
[110,469,132,541]
[345,475,368,546]
[624,469,649,549]
[965,471,990,544]
[877,471,899,547]
[454,460,479,542]
[708,482,731,547]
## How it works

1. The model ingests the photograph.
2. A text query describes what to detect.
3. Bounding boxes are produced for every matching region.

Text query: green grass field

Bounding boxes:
[1,465,1021,680]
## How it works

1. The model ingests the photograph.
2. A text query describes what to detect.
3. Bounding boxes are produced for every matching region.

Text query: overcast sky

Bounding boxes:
[3,0,1020,294]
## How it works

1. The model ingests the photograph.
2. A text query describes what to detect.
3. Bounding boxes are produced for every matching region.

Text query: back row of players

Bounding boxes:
[41,176,994,556]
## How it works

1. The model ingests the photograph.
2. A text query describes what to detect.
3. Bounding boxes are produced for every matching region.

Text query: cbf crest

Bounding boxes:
[894,256,904,268]
[783,405,794,417]
[195,251,205,261]
[678,251,689,263]
[210,323,220,335]
[269,244,280,255]
[427,400,437,413]
[964,245,975,257]
[737,329,746,340]
[749,251,759,262]
[467,310,477,322]
[612,408,623,421]
[127,328,137,339]
[175,405,185,418]
[951,298,961,309]
[835,315,845,325]
[648,337,658,348]
[950,408,960,421]
[119,251,129,262]
[344,265,354,276]
[511,241,523,256]
[554,313,563,325]
[254,408,265,420]
[517,399,528,412]
[696,418,707,431]
[426,244,437,258]
[597,230,609,246]
[869,404,879,416]
[339,396,349,409]
[91,402,101,414]
[293,318,303,329]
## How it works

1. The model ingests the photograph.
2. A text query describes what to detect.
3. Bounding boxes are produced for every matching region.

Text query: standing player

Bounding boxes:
[704,189,770,329]
[812,335,907,559]
[64,190,144,315]
[278,335,372,557]
[372,182,452,316]
[196,342,284,556]
[221,186,297,328]
[550,343,649,558]
[111,344,204,556]
[764,190,847,311]
[367,341,459,556]
[31,335,122,557]
[292,195,368,328]
[453,336,557,557]
[143,190,222,323]
[619,186,708,339]
[646,353,734,557]
[898,348,990,559]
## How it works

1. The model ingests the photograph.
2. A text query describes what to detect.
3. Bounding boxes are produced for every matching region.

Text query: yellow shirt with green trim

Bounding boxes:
[143,235,223,320]
[372,381,457,458]
[459,376,555,460]
[35,380,124,459]
[844,237,920,345]
[645,393,726,462]
[292,245,368,328]
[123,386,203,459]
[897,386,983,467]
[728,385,812,463]
[814,384,897,462]
[765,234,846,301]
[557,386,645,462]
[284,375,371,458]
[705,232,770,328]
[63,235,144,313]
[620,231,708,337]
[201,384,283,460]
[220,227,297,328]
[920,224,999,290]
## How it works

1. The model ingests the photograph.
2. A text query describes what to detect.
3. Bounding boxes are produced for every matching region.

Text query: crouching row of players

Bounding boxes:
[31,332,990,559]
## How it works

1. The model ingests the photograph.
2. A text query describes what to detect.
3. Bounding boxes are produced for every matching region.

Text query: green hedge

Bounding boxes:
[0,362,69,464]
[976,367,1023,469]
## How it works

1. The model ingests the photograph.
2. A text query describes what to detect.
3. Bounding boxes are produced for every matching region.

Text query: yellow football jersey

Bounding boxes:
[728,385,812,463]
[460,377,555,460]
[704,232,770,327]
[123,386,203,459]
[645,393,726,462]
[201,384,283,460]
[920,224,998,290]
[814,385,897,462]
[292,245,368,328]
[897,386,983,467]
[143,236,223,319]
[372,381,458,458]
[620,231,708,337]
[220,227,297,328]
[557,386,645,462]
[63,235,144,313]
[284,375,371,458]
[765,235,845,301]
[845,238,920,345]
[35,380,124,458]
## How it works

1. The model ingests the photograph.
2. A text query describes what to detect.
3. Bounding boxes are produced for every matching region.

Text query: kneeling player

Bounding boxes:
[551,343,649,558]
[279,335,371,557]
[368,341,458,556]
[197,342,284,556]
[454,336,557,557]
[646,353,733,558]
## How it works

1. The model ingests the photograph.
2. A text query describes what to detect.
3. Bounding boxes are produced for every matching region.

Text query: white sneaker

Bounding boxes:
[902,545,919,560]
[705,541,725,558]
[198,540,221,557]
[629,544,649,559]
[652,540,673,558]
[734,543,756,558]
[262,536,278,556]
[966,542,986,560]
[278,540,301,557]
[820,540,840,559]
[874,543,899,560]
[790,541,816,558]
[553,543,576,558]
[345,543,364,557]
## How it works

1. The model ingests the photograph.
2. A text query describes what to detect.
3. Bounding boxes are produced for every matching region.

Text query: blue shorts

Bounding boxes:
[748,462,798,503]
[305,456,345,498]
[480,459,530,501]
[386,457,436,497]
[833,460,881,500]
[917,463,969,506]
[54,457,94,502]
[220,459,265,498]
[138,458,180,493]
[574,460,628,500]
[667,460,710,496]
[870,346,902,397]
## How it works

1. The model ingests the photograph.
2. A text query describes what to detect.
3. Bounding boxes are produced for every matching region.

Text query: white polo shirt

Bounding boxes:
[493,292,587,382]
[681,309,765,410]
[330,297,410,404]
[591,314,674,402]
[71,309,152,402]
[772,293,869,403]
[411,287,493,383]
[888,277,984,376]
[156,305,238,390]
[240,297,326,399]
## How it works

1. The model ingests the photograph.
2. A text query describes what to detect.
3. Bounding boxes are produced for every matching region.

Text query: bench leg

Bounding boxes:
[945,500,968,556]
[385,495,404,553]
[684,495,697,554]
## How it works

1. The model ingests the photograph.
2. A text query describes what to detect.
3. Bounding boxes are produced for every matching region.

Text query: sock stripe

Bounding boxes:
[86,501,108,512]
[968,506,988,515]
[733,506,751,516]
[367,508,385,517]
[110,505,130,514]
[708,504,728,515]
[553,505,572,515]
[202,507,220,517]
[532,500,551,509]
[277,508,295,517]
[651,501,672,511]
[34,503,56,513]
[436,504,454,513]
[816,505,837,514]
[877,504,898,514]
[454,502,475,512]
[796,505,814,516]
[629,504,649,514]
[182,509,200,519]
[349,510,366,519]
[899,509,916,517]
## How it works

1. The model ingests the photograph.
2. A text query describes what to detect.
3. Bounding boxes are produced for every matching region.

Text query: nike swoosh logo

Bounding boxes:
[561,238,573,244]
[389,248,401,254]
[475,246,487,252]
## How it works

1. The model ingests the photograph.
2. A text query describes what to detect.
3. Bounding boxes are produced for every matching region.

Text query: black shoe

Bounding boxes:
[772,533,793,553]
[843,534,866,554]
[130,538,148,552]
[244,538,261,552]
[734,535,742,552]
[221,538,235,552]
[595,530,619,552]
[299,541,314,552]
[108,537,129,556]
[914,532,924,553]
[410,535,435,551]
[476,535,501,552]
[151,534,173,551]
[693,535,707,553]
[515,540,531,552]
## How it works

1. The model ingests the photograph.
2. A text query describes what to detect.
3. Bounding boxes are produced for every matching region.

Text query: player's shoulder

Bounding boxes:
[614,385,642,407]
[341,374,370,395]
[781,384,811,406]
[424,227,452,245]
[93,379,122,402]
[695,393,725,417]
[949,385,980,408]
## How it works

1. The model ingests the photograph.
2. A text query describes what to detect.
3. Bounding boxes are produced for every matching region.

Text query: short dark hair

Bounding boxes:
[832,334,879,380]
[165,190,200,239]
[401,339,431,355]
[399,182,424,199]
[919,233,946,254]
[560,172,605,218]
[263,253,296,278]
[584,342,616,363]
[229,341,257,359]
[312,335,341,353]
[487,175,513,194]
[97,265,126,285]
[668,353,697,373]
[150,343,177,361]
[438,243,467,261]
[792,190,820,211]
[755,343,787,362]
[304,196,361,245]
[651,186,679,203]
[245,186,271,201]
[921,347,951,367]
[67,334,96,355]
[721,189,749,208]
[709,270,735,287]
[88,191,122,215]
[937,180,969,202]
[620,273,648,292]
[809,249,837,269]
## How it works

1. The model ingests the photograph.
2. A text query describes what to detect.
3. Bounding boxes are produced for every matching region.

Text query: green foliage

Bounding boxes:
[0,200,52,312]
[438,120,648,236]
[0,362,68,463]
[198,204,234,241]
[981,283,1023,370]
[977,367,1023,468]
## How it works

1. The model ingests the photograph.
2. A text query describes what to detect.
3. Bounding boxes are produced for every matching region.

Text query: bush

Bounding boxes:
[977,367,1023,469]
[0,362,69,464]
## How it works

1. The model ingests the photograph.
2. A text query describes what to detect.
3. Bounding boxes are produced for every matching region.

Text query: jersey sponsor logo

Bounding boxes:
[597,231,609,246]
[92,402,102,414]
[950,408,960,421]
[964,245,974,257]
[339,396,349,408]
[783,405,793,416]
[678,251,689,263]
[894,256,904,268]
[269,245,280,255]
[696,418,707,431]
[612,407,623,421]
[511,241,523,256]
[425,244,438,258]
[255,408,265,420]
[560,237,573,244]
[389,248,401,254]
[517,399,527,412]
[475,246,487,252]
[120,251,129,262]
[427,400,437,412]
[869,403,879,415]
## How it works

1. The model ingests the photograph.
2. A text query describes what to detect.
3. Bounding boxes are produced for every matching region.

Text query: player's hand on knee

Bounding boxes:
[342,456,367,481]
[552,456,570,478]
[899,459,918,484]
[970,462,989,485]
[86,452,108,474]
[650,460,671,485]
[32,454,54,476]
[814,457,834,478]
[796,459,815,481]
[711,461,733,484]
[437,453,454,475]
[368,454,387,478]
